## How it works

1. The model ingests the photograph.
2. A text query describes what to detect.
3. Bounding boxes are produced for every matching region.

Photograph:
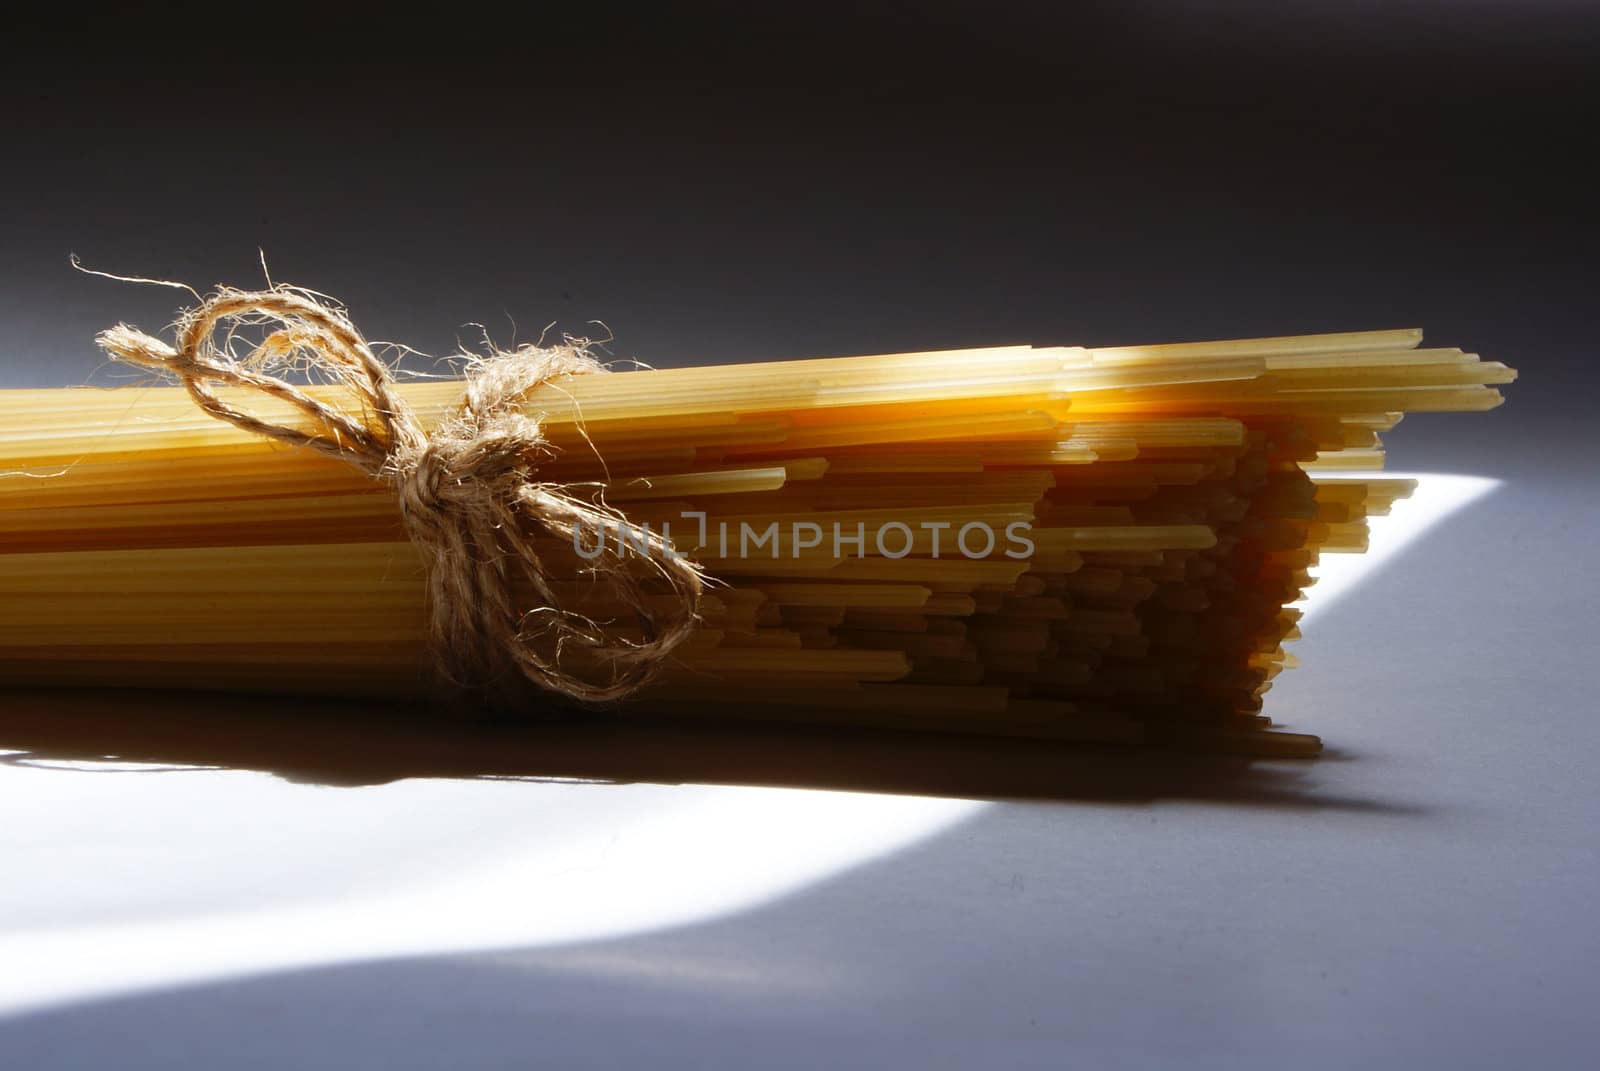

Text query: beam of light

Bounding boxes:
[0,476,1496,1019]
[0,778,983,1017]
[1297,473,1500,626]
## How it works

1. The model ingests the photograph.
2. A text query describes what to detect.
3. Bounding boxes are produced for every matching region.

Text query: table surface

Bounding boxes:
[1,450,1595,1070]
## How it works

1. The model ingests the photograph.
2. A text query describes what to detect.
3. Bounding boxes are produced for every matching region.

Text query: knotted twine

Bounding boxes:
[96,286,705,708]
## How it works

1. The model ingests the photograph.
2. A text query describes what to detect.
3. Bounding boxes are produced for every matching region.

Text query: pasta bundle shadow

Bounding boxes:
[0,687,1413,812]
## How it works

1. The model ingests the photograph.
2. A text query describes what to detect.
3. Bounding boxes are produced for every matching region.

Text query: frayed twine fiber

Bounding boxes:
[97,285,704,708]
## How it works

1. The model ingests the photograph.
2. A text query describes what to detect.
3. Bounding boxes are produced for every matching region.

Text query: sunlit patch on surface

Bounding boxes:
[0,777,981,1017]
[1299,474,1500,625]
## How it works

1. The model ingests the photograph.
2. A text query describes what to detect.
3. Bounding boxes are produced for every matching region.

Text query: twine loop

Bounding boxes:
[97,285,704,707]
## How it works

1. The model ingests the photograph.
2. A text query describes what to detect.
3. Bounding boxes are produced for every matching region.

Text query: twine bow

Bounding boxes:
[97,286,704,707]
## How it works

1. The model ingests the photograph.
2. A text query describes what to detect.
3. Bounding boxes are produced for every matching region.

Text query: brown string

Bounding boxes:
[96,285,705,707]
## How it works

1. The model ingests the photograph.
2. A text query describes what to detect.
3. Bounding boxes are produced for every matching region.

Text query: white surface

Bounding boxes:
[0,477,1497,1019]
[4,470,1597,1069]
[0,768,981,1016]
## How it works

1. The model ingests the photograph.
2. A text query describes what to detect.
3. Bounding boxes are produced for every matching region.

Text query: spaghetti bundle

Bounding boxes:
[0,289,1516,757]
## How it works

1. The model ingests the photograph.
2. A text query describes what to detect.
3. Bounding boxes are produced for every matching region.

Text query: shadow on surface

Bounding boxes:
[0,687,1407,812]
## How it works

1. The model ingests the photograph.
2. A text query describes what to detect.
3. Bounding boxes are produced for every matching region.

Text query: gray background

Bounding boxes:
[3,3,1597,1066]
